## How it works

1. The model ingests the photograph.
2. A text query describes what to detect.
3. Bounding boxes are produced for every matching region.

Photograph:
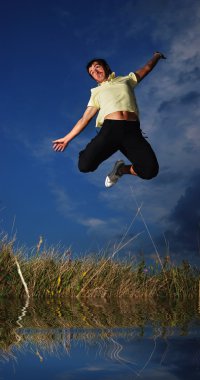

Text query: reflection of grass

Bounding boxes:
[0,238,199,300]
[0,296,200,358]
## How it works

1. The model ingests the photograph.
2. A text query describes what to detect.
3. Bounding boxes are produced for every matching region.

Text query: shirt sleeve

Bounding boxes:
[87,90,100,109]
[128,72,138,88]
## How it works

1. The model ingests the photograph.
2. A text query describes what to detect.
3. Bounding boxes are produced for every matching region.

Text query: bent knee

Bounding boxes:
[136,163,159,180]
[78,161,92,173]
[78,158,97,173]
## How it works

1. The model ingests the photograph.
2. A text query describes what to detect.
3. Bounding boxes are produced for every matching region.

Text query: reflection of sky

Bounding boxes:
[0,0,200,263]
[1,327,200,380]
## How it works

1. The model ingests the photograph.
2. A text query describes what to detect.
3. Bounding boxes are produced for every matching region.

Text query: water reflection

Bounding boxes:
[0,297,200,379]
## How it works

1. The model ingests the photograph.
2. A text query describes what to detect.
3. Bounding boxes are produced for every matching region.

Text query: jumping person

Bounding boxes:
[52,52,166,187]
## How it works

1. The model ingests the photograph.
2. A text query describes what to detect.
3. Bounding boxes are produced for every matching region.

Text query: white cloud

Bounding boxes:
[50,184,75,217]
[28,136,54,163]
[79,218,106,227]
[49,180,128,245]
[2,124,54,163]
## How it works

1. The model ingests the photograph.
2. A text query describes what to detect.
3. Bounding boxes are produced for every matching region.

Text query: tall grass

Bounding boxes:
[0,237,199,300]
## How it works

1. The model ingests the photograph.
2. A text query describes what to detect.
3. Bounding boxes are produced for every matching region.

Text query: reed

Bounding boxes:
[0,237,199,300]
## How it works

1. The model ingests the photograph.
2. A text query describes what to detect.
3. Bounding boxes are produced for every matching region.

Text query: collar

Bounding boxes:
[98,72,116,86]
[108,72,116,81]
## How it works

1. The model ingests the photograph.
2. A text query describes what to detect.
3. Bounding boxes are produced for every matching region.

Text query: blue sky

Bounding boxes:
[0,0,200,263]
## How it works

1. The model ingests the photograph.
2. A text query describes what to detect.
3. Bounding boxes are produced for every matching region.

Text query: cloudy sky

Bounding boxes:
[0,0,200,263]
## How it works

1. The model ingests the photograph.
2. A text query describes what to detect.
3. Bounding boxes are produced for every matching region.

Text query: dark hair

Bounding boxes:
[86,58,112,78]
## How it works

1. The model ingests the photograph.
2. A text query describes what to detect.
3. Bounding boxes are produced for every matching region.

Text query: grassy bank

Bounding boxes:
[0,238,199,300]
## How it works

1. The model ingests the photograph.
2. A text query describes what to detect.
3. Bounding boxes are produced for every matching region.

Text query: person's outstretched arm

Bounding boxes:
[52,106,98,152]
[135,52,166,82]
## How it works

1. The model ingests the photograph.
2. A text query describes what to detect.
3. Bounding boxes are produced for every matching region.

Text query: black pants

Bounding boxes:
[78,120,159,180]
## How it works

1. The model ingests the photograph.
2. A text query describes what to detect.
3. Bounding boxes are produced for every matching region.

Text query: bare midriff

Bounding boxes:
[104,111,139,121]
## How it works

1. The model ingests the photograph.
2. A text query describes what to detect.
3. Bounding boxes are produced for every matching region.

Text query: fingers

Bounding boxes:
[52,138,67,152]
[53,144,65,152]
[52,141,65,152]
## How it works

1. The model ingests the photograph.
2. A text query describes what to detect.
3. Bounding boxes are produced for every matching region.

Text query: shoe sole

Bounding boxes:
[105,176,114,187]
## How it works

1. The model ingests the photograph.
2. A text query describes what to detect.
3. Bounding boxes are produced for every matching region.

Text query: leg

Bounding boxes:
[78,123,119,173]
[120,124,159,180]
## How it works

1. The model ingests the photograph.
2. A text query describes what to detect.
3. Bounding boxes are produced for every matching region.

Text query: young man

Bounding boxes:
[52,52,166,187]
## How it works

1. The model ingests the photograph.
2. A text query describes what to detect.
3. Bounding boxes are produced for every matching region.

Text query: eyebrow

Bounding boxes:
[89,63,100,74]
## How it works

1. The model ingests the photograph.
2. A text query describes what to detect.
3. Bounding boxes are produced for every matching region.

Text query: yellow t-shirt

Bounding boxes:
[87,72,139,127]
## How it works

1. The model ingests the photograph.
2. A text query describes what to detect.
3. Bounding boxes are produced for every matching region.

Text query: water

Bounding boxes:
[1,297,200,380]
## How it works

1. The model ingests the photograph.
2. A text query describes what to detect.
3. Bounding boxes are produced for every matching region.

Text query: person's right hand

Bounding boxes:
[52,137,69,152]
[154,51,167,59]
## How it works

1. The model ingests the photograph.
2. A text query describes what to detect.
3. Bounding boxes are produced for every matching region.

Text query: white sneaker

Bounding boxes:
[105,160,124,188]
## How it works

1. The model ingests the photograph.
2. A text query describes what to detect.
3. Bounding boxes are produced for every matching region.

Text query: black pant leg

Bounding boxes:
[120,124,159,180]
[78,122,120,172]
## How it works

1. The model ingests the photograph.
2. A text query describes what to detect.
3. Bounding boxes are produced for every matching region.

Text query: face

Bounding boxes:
[88,61,107,83]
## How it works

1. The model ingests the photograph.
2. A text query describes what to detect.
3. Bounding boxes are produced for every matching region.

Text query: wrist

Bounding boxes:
[64,135,70,143]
